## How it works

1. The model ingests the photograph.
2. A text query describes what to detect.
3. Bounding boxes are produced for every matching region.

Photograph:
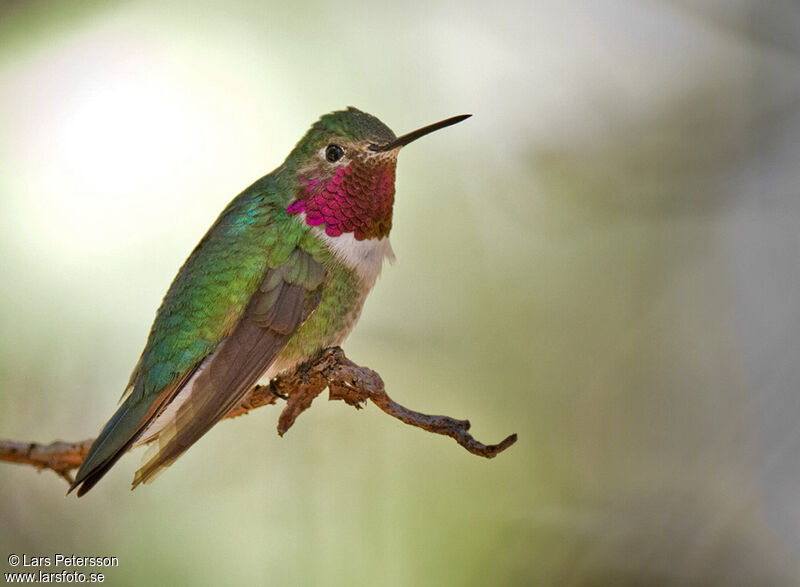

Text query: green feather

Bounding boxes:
[70,107,400,495]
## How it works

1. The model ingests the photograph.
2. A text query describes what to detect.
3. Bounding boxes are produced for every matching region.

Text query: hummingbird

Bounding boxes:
[69,107,471,496]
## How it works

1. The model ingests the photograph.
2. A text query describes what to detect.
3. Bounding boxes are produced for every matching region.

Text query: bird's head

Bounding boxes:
[284,107,470,240]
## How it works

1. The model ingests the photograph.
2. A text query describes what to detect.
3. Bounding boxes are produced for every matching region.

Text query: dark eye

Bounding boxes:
[325,144,344,163]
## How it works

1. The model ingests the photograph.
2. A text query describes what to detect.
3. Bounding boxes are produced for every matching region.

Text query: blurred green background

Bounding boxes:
[2,0,800,585]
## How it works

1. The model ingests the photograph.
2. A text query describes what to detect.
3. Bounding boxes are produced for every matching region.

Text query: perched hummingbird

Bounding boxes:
[69,107,470,496]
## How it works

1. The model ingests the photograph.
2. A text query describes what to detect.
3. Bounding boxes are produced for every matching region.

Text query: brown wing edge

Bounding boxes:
[130,256,324,487]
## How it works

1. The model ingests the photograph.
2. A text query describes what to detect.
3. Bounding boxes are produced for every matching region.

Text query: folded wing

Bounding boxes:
[131,249,325,486]
[70,246,325,496]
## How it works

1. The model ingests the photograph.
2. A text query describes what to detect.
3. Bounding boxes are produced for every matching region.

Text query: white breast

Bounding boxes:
[311,227,395,289]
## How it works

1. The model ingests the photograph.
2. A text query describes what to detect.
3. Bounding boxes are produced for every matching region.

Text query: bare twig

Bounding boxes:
[0,439,93,484]
[0,347,516,484]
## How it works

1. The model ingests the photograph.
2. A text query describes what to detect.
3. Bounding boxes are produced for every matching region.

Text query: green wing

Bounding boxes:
[70,181,322,496]
[132,249,325,486]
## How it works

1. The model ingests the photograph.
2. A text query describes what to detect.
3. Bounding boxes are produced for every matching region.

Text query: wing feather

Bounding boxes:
[69,181,310,496]
[131,250,325,486]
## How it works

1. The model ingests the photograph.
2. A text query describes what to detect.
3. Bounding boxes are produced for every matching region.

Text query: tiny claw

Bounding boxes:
[270,381,288,401]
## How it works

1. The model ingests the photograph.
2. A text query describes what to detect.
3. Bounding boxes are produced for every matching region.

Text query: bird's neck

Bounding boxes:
[286,160,396,240]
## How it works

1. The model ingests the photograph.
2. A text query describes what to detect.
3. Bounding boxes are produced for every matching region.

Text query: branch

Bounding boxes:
[0,347,517,484]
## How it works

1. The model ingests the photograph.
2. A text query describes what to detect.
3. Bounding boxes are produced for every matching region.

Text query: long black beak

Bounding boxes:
[369,114,471,152]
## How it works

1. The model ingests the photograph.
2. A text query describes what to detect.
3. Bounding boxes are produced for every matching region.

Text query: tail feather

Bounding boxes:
[71,445,131,497]
[68,402,145,496]
[69,367,198,497]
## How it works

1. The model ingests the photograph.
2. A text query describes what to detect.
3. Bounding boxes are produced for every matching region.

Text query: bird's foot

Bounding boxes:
[269,380,289,401]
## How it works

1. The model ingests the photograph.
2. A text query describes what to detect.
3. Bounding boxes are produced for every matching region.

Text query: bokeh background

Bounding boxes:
[1,0,800,585]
